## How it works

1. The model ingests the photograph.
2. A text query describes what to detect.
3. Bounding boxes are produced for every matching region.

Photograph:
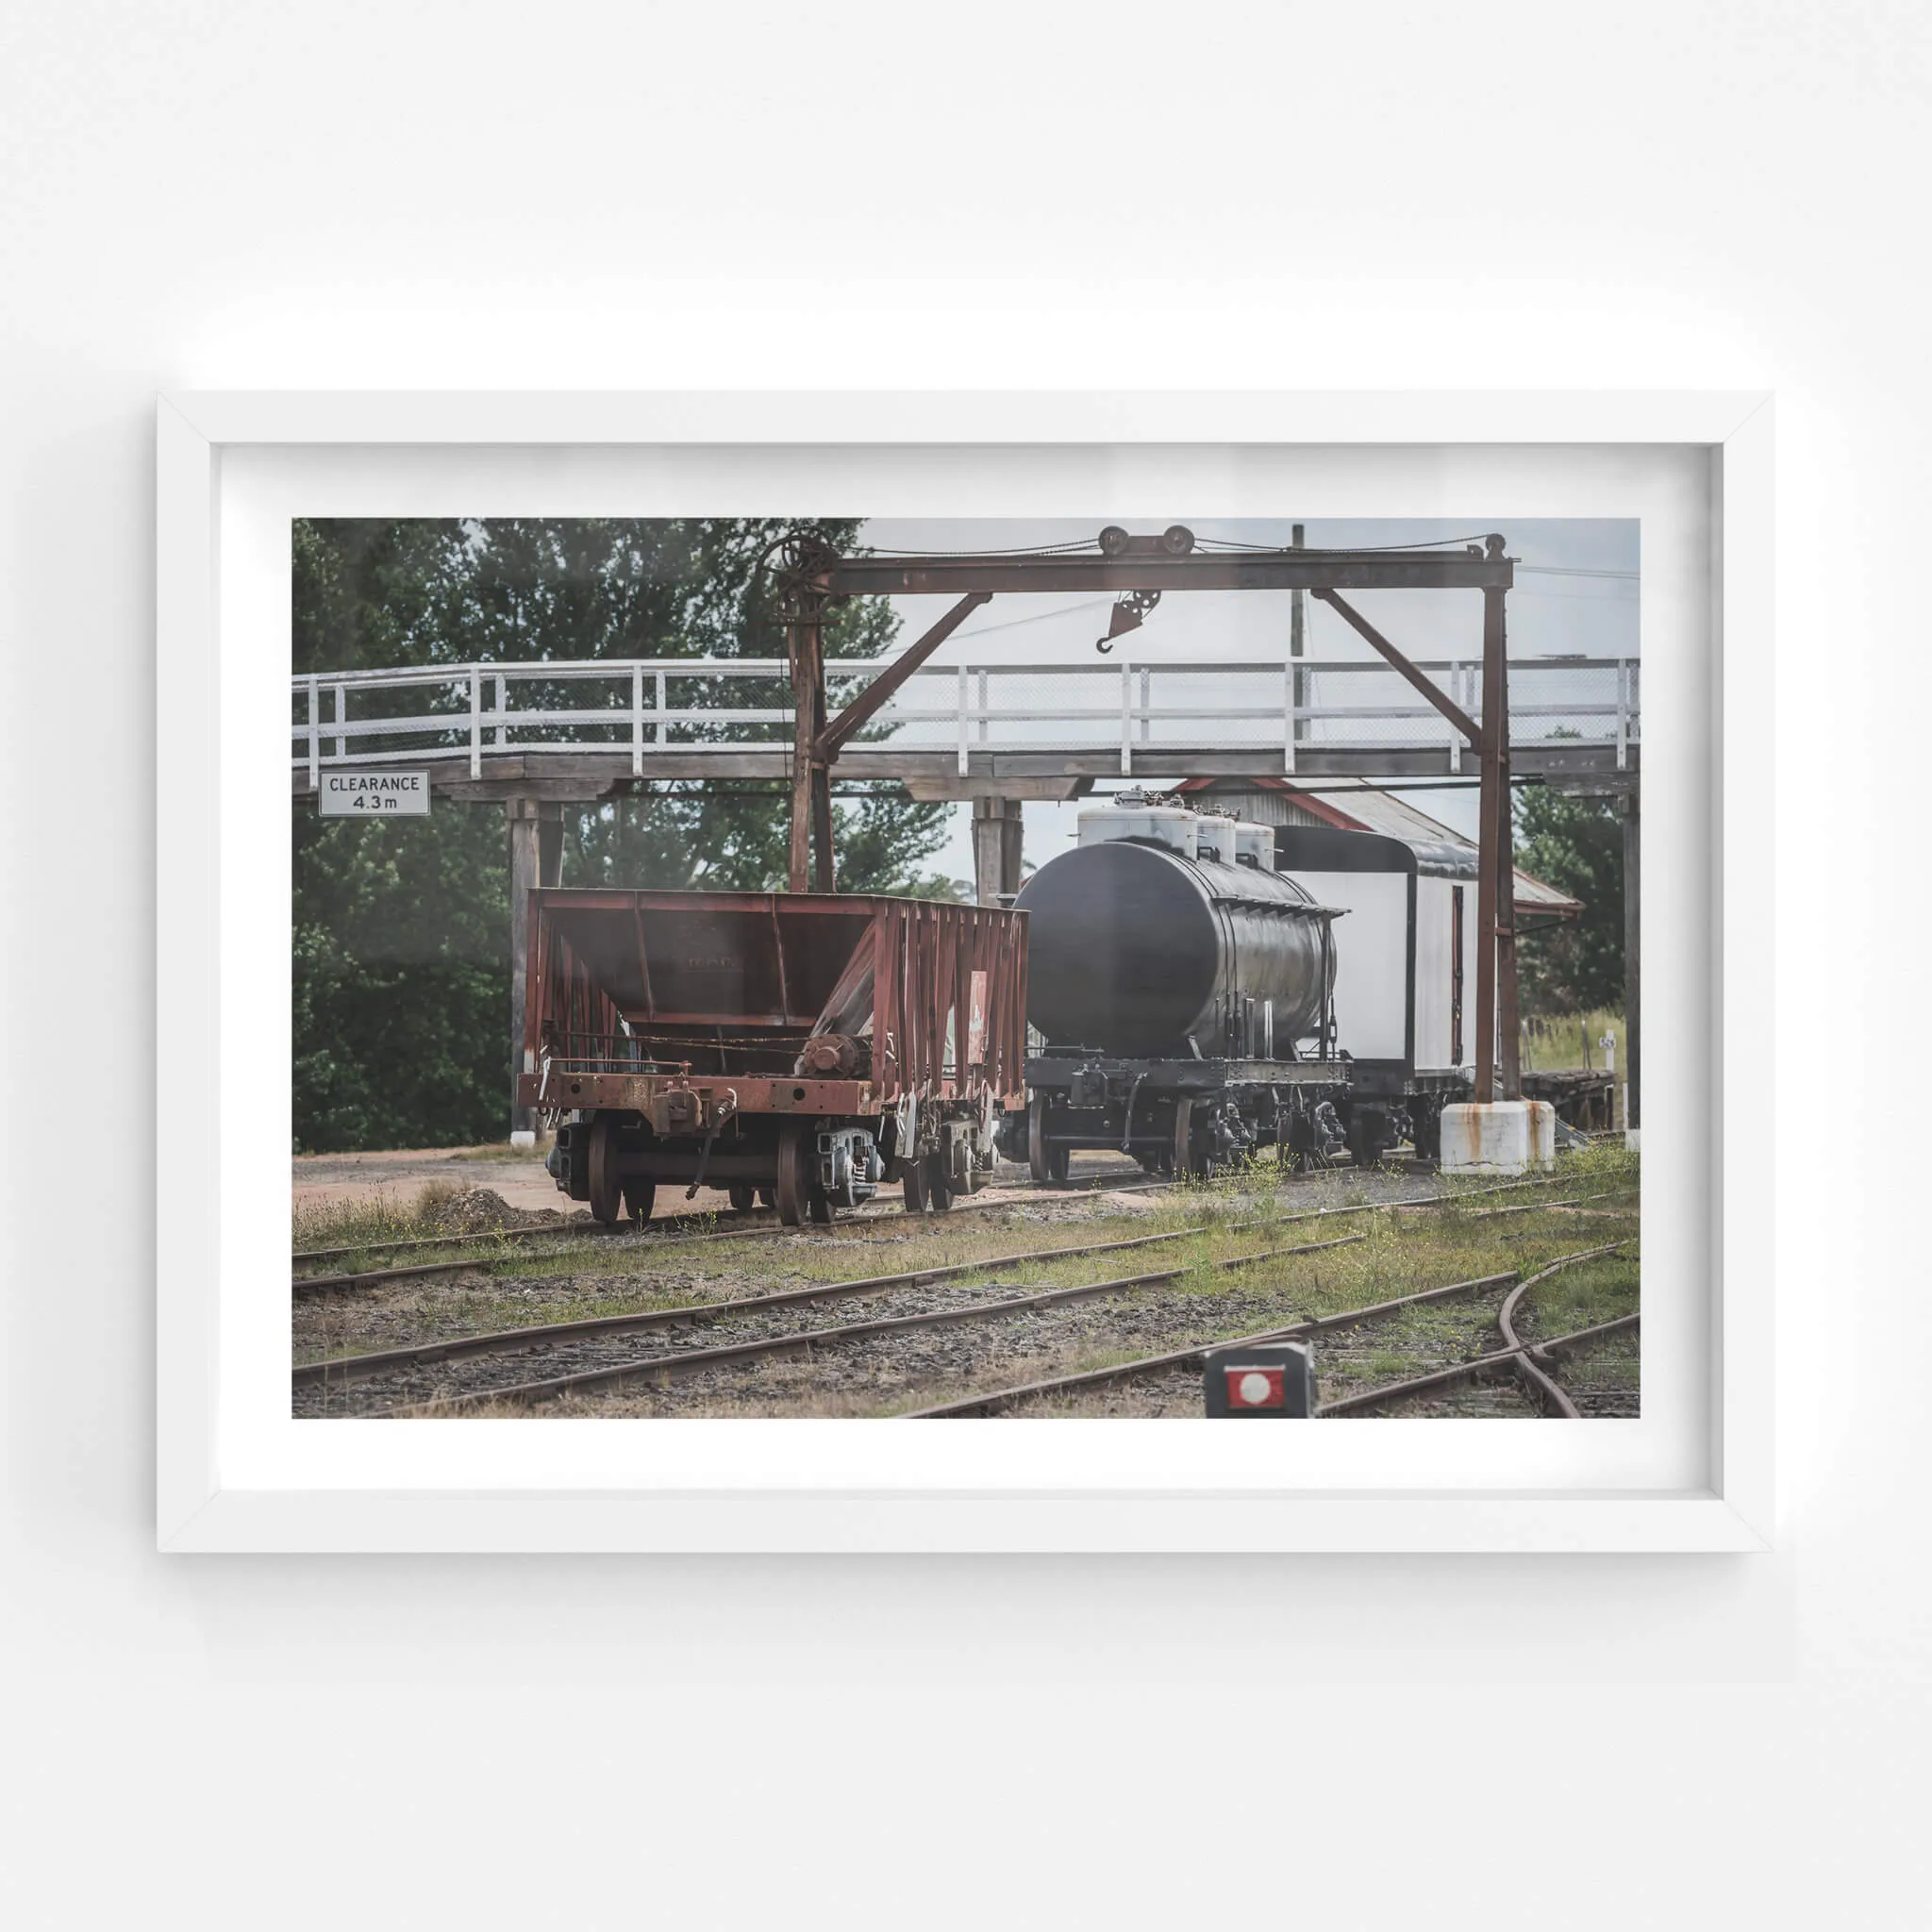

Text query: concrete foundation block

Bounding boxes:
[509,1128,537,1150]
[1441,1101,1557,1174]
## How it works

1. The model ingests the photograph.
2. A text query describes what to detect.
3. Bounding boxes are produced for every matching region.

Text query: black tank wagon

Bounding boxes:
[521,889,1027,1225]
[1014,798,1356,1179]
[1010,796,1502,1177]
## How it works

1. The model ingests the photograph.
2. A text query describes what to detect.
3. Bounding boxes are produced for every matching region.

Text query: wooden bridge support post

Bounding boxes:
[972,796,1024,906]
[508,797,564,1141]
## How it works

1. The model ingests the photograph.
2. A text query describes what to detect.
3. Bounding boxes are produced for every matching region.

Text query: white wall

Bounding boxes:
[1290,870,1409,1059]
[3,5,1927,1927]
[1414,874,1465,1071]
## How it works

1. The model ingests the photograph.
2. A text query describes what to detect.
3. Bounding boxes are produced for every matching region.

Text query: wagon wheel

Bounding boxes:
[587,1114,624,1225]
[622,1177,656,1224]
[1028,1092,1067,1186]
[1173,1097,1208,1182]
[776,1125,836,1224]
[903,1160,930,1213]
[727,1184,756,1214]
[774,1121,811,1227]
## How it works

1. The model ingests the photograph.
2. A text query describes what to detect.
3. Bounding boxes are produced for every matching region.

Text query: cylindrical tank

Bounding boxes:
[1017,835,1339,1058]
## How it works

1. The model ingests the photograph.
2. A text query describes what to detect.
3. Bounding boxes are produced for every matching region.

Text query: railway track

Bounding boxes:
[292,1204,765,1267]
[297,1215,1279,1390]
[1316,1241,1636,1416]
[295,1176,1595,1389]
[299,1184,1630,1419]
[291,1166,1172,1293]
[291,1169,1580,1298]
[305,1230,1371,1417]
[904,1237,1636,1419]
[291,1163,1165,1268]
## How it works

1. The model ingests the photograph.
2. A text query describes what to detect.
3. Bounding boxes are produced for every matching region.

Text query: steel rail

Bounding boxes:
[292,1204,772,1265]
[1316,1312,1641,1416]
[291,1168,1588,1298]
[290,1174,1152,1292]
[1406,1189,1634,1224]
[901,1269,1523,1417]
[298,1216,1268,1389]
[902,1229,1636,1418]
[1318,1241,1636,1416]
[1494,1244,1633,1418]
[377,1233,1371,1415]
[291,1166,1166,1278]
[296,1174,1597,1375]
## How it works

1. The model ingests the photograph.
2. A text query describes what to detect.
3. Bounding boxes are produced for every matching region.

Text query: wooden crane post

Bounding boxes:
[786,591,834,892]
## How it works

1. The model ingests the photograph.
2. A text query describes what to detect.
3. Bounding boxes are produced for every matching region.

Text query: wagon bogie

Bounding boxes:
[1020,1058,1354,1181]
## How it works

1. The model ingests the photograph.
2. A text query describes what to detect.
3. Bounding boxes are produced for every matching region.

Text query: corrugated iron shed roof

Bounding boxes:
[1174,776,1584,916]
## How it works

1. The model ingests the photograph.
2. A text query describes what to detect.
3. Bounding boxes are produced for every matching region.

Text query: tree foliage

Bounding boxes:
[1512,786,1627,1015]
[292,518,954,1151]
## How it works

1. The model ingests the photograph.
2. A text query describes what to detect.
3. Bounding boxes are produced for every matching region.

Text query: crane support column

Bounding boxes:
[1474,578,1522,1101]
[787,596,834,893]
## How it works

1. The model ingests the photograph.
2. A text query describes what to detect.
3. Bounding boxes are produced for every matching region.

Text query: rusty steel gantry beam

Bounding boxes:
[768,528,1522,1099]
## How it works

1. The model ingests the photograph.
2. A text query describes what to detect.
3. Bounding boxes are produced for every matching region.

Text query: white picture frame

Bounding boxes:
[157,390,1772,1554]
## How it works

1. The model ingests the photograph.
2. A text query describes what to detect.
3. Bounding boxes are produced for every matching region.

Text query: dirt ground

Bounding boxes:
[291,1141,1149,1223]
[291,1140,762,1219]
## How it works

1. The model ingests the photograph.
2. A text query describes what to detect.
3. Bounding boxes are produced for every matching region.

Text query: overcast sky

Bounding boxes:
[854,517,1640,882]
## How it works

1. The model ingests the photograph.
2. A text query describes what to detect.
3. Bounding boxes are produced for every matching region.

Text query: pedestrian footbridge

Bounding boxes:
[291,653,1639,799]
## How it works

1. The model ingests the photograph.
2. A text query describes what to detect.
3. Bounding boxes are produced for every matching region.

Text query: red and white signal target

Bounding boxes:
[1224,1365,1286,1409]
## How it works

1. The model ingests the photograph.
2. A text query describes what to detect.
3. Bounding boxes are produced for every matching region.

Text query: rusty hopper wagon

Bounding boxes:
[520,891,1028,1227]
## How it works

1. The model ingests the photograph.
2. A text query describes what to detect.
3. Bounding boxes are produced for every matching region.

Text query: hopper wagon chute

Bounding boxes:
[520,890,1028,1226]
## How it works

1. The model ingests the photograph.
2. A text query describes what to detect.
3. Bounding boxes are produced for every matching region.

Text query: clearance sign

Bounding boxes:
[319,771,430,817]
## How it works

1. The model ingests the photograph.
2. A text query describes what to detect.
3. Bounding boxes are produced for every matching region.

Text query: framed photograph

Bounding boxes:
[157,391,1771,1552]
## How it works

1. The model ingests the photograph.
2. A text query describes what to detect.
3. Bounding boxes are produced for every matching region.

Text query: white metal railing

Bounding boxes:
[291,655,1640,784]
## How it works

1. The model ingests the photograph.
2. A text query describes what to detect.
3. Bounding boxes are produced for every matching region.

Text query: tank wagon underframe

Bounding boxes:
[517,889,1027,1225]
[1021,1053,1457,1178]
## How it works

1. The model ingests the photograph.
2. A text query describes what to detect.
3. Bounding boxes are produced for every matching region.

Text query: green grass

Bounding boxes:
[291,1182,467,1255]
[1523,1008,1626,1074]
